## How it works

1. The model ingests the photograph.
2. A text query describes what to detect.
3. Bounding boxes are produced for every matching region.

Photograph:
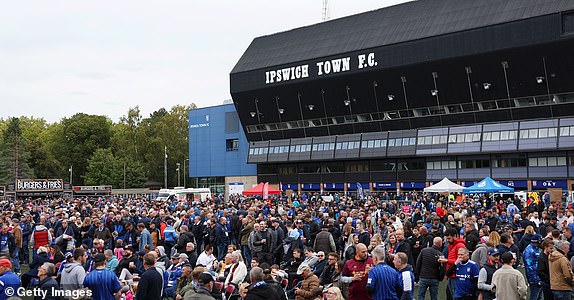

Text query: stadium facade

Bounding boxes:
[188,103,257,195]
[229,0,574,193]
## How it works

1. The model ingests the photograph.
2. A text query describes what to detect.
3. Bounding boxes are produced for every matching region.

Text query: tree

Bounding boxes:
[0,118,34,185]
[84,148,146,188]
[48,113,112,185]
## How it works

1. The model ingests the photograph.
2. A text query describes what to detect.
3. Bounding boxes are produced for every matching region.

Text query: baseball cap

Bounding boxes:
[531,234,543,243]
[297,264,310,275]
[197,273,214,285]
[514,214,521,220]
[487,248,500,256]
[179,253,189,260]
[501,252,514,264]
[93,253,106,263]
[172,253,180,259]
[0,259,11,268]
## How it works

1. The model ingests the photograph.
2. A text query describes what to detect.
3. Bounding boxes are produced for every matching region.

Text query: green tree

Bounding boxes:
[84,148,146,188]
[0,118,34,185]
[48,113,112,185]
[19,117,61,179]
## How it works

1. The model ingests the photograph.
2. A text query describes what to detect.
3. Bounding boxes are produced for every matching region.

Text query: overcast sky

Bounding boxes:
[0,0,410,123]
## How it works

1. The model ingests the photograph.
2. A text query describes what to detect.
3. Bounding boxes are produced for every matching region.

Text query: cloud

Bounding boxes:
[76,72,112,80]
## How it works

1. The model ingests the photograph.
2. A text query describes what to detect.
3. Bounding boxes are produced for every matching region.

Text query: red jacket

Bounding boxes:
[342,256,374,300]
[446,237,466,278]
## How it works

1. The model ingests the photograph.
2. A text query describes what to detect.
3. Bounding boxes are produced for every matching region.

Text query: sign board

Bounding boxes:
[228,182,244,195]
[373,182,397,189]
[189,114,210,129]
[532,180,568,189]
[72,186,112,194]
[400,182,426,189]
[16,179,63,192]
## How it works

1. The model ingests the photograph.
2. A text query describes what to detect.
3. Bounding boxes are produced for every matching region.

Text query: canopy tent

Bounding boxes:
[242,182,281,196]
[463,177,514,194]
[424,177,465,193]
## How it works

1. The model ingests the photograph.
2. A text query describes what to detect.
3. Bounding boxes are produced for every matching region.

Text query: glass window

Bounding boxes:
[395,139,403,146]
[402,138,410,146]
[449,161,456,169]
[320,144,326,151]
[380,140,387,147]
[509,131,517,140]
[362,141,368,149]
[474,133,481,141]
[520,130,529,139]
[491,131,500,141]
[249,148,254,155]
[548,128,557,137]
[483,132,491,141]
[448,135,457,143]
[557,156,567,166]
[434,161,441,169]
[528,157,538,167]
[548,156,557,166]
[355,141,361,149]
[313,144,318,151]
[528,129,538,139]
[500,131,509,140]
[441,161,449,169]
[571,126,574,136]
[538,157,547,166]
[464,133,473,143]
[432,136,440,144]
[561,127,570,136]
[423,136,431,145]
[388,139,395,147]
[427,162,434,170]
[418,137,425,145]
[373,140,380,148]
[457,134,465,143]
[336,143,342,150]
[290,145,296,153]
[539,128,549,138]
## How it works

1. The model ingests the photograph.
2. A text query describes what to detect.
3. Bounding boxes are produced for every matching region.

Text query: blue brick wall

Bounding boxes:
[188,104,256,177]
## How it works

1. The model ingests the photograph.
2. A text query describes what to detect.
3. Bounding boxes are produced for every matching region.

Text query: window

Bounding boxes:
[427,162,434,170]
[225,112,239,134]
[529,129,538,139]
[563,11,574,34]
[561,127,570,136]
[529,158,538,167]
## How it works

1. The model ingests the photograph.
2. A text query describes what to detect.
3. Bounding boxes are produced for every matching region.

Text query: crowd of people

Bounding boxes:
[0,190,570,300]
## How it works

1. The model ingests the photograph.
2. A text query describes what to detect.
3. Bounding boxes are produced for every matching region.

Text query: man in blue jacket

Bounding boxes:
[0,259,21,300]
[215,217,229,260]
[137,223,153,251]
[523,234,543,300]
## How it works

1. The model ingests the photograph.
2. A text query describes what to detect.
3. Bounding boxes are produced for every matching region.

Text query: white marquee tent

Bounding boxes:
[424,177,465,193]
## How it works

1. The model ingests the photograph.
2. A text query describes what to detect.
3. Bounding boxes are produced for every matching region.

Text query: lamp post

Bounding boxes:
[176,163,181,187]
[164,146,168,188]
[184,158,189,188]
[69,165,73,186]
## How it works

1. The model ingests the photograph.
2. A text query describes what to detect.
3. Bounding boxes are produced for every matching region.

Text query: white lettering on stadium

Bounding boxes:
[265,65,309,84]
[264,52,377,85]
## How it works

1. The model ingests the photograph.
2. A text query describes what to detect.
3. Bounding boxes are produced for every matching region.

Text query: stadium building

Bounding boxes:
[188,103,257,196]
[229,0,574,193]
